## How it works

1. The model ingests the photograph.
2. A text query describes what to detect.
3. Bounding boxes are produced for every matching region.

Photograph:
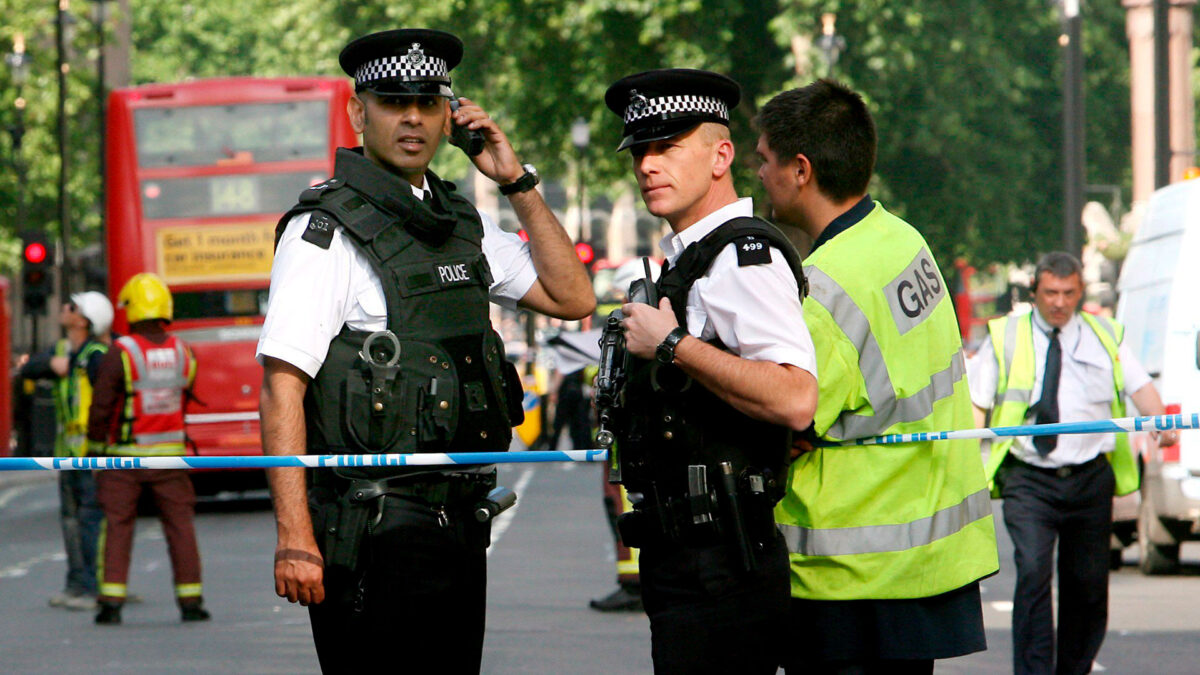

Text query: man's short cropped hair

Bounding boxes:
[757,79,876,202]
[1033,251,1083,289]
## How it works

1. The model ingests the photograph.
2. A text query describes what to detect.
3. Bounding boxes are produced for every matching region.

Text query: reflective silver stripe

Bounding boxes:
[186,412,260,424]
[1088,315,1118,344]
[781,488,993,557]
[133,431,185,445]
[132,377,189,391]
[118,336,146,377]
[1000,388,1033,404]
[808,267,966,439]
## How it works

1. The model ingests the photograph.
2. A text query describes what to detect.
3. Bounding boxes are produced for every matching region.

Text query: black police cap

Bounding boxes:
[339,29,463,97]
[604,69,741,151]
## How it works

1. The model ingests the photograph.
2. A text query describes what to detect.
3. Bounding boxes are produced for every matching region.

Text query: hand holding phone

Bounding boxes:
[448,96,485,157]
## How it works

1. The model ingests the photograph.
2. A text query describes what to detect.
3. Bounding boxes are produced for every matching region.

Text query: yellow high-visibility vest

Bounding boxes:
[981,310,1139,497]
[774,202,999,601]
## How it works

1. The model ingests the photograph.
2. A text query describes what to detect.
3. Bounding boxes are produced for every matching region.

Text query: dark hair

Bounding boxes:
[1032,251,1083,290]
[756,79,876,202]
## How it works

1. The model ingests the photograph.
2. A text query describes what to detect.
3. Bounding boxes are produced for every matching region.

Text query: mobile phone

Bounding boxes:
[448,94,485,157]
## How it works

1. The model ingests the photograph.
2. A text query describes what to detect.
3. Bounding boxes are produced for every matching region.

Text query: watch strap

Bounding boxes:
[656,327,689,364]
[499,165,539,196]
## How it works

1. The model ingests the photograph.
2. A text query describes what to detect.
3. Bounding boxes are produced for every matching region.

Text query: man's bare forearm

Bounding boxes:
[260,358,315,548]
[673,336,817,431]
[508,188,595,319]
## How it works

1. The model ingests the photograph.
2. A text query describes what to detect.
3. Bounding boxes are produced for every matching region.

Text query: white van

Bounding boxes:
[1115,178,1200,574]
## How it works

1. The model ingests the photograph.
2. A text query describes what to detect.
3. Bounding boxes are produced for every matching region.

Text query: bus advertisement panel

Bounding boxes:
[106,77,357,490]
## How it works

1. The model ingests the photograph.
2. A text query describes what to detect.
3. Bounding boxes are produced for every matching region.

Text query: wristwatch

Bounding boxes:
[656,327,689,365]
[499,163,540,196]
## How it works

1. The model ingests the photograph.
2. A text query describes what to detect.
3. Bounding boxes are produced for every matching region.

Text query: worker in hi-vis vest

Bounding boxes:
[756,79,999,673]
[968,251,1173,675]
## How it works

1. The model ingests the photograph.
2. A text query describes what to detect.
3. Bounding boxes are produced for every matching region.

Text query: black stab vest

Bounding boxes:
[276,148,523,459]
[618,217,807,500]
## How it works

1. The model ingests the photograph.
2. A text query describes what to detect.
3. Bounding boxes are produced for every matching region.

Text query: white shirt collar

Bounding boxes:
[1031,307,1081,350]
[659,198,753,265]
[411,183,430,201]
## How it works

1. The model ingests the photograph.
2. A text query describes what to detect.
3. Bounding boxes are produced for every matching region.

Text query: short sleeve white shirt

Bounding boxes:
[256,183,537,378]
[658,198,817,377]
[967,310,1152,467]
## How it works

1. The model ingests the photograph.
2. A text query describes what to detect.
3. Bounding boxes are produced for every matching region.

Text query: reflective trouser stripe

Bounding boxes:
[806,266,967,440]
[100,583,127,598]
[110,442,185,457]
[175,583,202,599]
[617,559,640,576]
[780,488,993,557]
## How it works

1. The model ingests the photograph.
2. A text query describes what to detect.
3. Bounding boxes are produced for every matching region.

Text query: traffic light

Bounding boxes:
[574,241,595,266]
[20,231,53,315]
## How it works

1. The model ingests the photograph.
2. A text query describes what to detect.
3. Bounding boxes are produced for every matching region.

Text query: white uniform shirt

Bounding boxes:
[256,183,537,378]
[658,198,818,376]
[967,310,1151,467]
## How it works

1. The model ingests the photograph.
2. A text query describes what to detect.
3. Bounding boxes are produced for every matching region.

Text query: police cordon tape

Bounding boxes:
[0,412,1196,471]
[0,449,608,472]
[843,412,1199,447]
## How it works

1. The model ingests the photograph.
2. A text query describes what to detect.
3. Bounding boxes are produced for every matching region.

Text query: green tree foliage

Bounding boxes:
[0,0,1141,274]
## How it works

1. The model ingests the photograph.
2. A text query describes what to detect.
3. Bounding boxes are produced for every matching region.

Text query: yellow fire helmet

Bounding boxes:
[118,272,173,323]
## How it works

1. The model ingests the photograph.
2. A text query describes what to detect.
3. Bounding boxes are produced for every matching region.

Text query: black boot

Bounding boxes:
[589,583,642,612]
[180,602,211,622]
[95,601,123,625]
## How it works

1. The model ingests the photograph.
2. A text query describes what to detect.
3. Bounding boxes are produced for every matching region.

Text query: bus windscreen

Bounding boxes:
[134,100,329,168]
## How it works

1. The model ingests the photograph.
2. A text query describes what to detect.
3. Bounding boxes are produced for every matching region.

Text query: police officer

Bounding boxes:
[256,29,593,672]
[756,80,999,673]
[88,273,208,625]
[602,69,819,673]
[20,292,113,611]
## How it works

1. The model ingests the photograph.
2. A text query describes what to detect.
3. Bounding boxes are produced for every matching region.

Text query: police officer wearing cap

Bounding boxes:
[257,29,593,672]
[602,69,819,673]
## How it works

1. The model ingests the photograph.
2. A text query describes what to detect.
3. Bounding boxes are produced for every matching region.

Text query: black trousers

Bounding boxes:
[639,529,790,674]
[308,495,490,675]
[1001,456,1114,675]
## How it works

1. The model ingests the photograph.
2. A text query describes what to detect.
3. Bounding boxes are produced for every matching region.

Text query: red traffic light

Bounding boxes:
[574,242,595,265]
[23,241,46,264]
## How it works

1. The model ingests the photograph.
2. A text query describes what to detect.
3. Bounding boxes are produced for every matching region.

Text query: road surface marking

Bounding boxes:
[488,467,534,557]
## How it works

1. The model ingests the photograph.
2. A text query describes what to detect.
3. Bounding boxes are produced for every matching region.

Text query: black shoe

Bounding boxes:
[589,586,642,612]
[95,602,123,625]
[180,604,211,622]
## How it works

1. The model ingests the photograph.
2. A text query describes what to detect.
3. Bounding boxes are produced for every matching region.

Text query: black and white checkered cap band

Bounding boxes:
[355,55,450,85]
[624,95,728,124]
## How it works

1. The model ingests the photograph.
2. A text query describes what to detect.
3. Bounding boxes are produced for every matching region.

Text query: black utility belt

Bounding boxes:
[620,489,775,553]
[312,467,496,507]
[1009,453,1106,479]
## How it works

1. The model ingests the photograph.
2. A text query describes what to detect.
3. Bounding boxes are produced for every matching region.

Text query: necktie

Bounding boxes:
[1033,327,1062,456]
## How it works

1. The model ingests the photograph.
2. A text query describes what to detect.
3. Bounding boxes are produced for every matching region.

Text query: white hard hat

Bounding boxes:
[71,291,114,336]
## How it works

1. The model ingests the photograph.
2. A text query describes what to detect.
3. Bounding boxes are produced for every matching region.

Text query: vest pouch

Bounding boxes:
[501,360,525,426]
[478,329,523,427]
[343,360,408,453]
[401,341,459,452]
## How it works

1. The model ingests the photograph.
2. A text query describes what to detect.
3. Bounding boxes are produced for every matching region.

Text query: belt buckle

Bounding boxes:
[1056,466,1072,478]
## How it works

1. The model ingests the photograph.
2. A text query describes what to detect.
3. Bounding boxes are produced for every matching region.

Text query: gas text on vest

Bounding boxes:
[884,249,945,335]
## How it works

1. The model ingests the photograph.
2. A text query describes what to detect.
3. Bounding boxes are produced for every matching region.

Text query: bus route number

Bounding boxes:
[210,176,259,215]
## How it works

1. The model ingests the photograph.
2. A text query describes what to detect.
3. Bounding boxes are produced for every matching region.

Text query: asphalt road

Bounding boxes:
[2,464,1200,674]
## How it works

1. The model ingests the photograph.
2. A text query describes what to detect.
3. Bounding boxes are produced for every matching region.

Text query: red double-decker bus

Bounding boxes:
[105,77,357,491]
